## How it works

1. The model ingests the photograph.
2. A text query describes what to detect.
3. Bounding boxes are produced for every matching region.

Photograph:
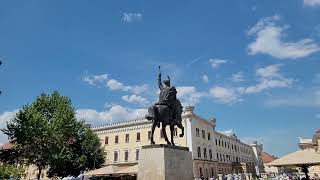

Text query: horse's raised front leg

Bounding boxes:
[170,125,175,146]
[177,122,184,137]
[150,120,157,145]
[162,124,171,145]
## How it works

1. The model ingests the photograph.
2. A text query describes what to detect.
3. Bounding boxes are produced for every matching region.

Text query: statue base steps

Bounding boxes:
[138,144,193,180]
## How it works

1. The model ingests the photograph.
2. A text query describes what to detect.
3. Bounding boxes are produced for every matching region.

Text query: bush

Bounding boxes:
[0,164,25,179]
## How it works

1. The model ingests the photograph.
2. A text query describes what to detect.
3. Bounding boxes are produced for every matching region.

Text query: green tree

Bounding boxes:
[47,128,105,178]
[0,164,25,179]
[2,91,105,179]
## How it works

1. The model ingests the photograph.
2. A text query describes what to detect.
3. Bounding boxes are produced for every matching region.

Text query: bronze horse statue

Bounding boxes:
[145,66,184,145]
[147,100,184,145]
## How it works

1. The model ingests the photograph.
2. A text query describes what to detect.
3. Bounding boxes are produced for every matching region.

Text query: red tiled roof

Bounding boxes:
[262,152,278,163]
[0,143,14,150]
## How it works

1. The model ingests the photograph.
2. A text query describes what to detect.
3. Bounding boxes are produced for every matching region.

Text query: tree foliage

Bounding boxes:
[2,91,105,179]
[0,164,25,179]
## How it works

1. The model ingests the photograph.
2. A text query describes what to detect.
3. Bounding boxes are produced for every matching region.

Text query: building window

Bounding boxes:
[219,139,221,146]
[211,167,214,177]
[215,139,217,145]
[197,146,201,158]
[136,149,139,161]
[216,153,219,161]
[207,132,210,140]
[105,136,108,145]
[125,134,129,143]
[225,141,227,148]
[115,135,119,144]
[200,167,203,176]
[148,131,151,140]
[202,130,205,139]
[137,132,140,141]
[203,148,207,158]
[221,140,224,147]
[124,150,129,162]
[114,151,118,163]
[196,128,200,137]
[209,149,212,160]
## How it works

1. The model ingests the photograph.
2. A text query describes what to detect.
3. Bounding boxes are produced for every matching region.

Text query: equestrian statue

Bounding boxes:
[145,66,184,145]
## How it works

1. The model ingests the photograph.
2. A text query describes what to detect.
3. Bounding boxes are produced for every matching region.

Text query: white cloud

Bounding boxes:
[208,59,228,69]
[209,86,241,104]
[304,0,320,7]
[248,15,320,59]
[202,74,209,83]
[122,95,149,105]
[122,12,143,23]
[256,64,281,78]
[0,110,18,145]
[230,72,244,82]
[106,79,126,90]
[83,74,108,86]
[265,90,320,107]
[129,84,149,94]
[244,64,293,94]
[220,129,235,136]
[176,86,207,106]
[241,136,266,145]
[76,105,147,126]
[106,79,148,94]
[209,64,293,104]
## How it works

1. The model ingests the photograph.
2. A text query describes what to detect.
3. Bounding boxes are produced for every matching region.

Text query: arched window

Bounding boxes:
[197,146,201,158]
[199,167,203,176]
[105,136,108,145]
[136,149,139,161]
[114,151,118,163]
[124,150,129,162]
[203,148,207,158]
[209,149,212,160]
[211,167,214,177]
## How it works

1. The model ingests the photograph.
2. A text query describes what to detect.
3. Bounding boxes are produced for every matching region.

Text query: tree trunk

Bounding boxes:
[37,167,42,180]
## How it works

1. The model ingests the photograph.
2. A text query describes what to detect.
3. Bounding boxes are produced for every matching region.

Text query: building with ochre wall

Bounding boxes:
[92,106,264,179]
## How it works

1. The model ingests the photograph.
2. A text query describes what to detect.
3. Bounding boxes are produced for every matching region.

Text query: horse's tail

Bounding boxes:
[173,99,183,122]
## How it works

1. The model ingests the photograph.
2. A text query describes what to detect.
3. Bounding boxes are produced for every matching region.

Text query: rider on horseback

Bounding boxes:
[145,66,181,127]
[145,66,184,145]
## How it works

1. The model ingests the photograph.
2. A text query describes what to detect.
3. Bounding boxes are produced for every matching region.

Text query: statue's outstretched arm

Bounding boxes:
[158,72,163,89]
[158,66,163,89]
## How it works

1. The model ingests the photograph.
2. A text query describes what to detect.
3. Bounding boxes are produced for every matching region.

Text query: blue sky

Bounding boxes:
[1,0,320,156]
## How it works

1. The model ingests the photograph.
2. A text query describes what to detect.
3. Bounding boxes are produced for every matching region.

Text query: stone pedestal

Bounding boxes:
[138,144,193,180]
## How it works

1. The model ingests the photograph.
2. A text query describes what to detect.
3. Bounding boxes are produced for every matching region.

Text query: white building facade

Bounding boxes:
[92,106,264,179]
